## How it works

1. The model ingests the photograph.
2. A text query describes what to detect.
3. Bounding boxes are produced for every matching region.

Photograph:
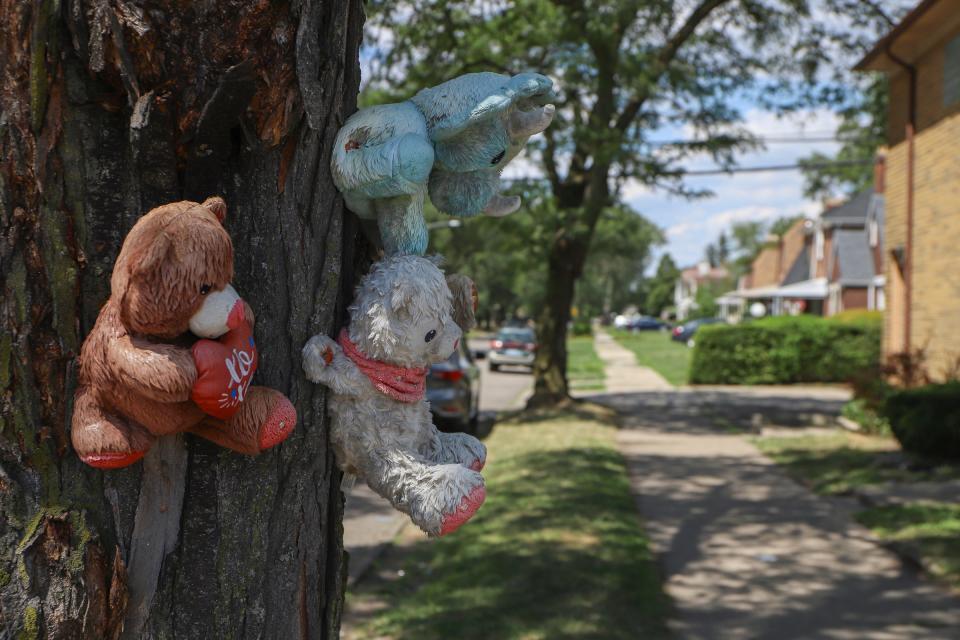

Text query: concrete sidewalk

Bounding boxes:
[592,330,673,392]
[590,332,960,638]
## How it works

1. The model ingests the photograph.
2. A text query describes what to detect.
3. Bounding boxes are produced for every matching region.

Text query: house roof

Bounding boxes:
[680,264,729,283]
[820,190,871,226]
[856,0,960,72]
[782,247,810,286]
[832,229,876,285]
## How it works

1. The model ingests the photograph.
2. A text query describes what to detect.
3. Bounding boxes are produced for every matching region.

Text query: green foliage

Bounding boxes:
[689,315,881,384]
[884,383,960,460]
[644,255,679,317]
[571,320,593,337]
[842,398,891,436]
[427,192,662,324]
[800,76,889,200]
[350,413,669,639]
[574,206,664,319]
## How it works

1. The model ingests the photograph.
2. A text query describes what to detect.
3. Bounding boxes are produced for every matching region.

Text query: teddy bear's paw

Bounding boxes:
[439,484,486,536]
[302,334,337,382]
[81,450,147,469]
[257,395,297,450]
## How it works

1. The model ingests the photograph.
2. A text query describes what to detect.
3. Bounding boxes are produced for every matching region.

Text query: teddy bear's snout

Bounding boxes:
[189,284,243,338]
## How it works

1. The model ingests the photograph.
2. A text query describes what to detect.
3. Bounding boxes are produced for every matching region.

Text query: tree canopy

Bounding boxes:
[365,0,911,403]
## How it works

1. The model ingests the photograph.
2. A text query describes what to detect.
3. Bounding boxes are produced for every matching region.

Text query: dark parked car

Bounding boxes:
[671,318,724,347]
[427,339,481,434]
[488,327,537,371]
[628,315,667,331]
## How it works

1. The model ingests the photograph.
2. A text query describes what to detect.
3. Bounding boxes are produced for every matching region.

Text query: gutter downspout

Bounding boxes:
[887,46,916,353]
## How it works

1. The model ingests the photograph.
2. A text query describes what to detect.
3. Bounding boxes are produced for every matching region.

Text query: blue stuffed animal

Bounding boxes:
[332,72,556,255]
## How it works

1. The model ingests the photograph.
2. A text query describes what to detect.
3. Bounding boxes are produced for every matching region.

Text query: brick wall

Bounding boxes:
[887,27,960,146]
[883,110,960,378]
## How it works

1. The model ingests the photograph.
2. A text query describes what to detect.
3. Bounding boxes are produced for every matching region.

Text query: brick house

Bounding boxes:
[674,262,730,320]
[857,0,960,376]
[725,192,884,319]
[815,191,885,315]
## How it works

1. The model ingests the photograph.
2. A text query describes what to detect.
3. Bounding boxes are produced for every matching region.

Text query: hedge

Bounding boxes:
[689,315,881,385]
[884,382,960,459]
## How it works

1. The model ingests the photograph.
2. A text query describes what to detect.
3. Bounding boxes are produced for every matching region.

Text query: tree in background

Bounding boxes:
[799,76,888,199]
[574,206,664,320]
[365,0,909,405]
[1,2,361,636]
[645,255,680,318]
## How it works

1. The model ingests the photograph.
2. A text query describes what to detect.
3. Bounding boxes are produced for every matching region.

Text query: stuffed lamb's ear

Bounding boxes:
[390,280,418,318]
[431,73,556,142]
[446,274,478,332]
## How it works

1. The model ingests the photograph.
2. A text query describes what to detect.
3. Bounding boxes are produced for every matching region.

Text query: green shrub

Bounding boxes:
[884,382,960,460]
[571,320,593,337]
[841,398,891,435]
[689,315,881,384]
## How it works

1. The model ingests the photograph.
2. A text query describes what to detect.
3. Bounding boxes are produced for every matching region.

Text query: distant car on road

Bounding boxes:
[427,339,481,434]
[628,315,667,331]
[671,318,724,347]
[488,327,537,372]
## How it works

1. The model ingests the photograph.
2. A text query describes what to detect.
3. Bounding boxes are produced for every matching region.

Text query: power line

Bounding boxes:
[647,135,840,146]
[678,159,872,176]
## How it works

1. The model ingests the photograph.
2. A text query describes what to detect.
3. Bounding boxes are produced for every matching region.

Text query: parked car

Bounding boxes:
[671,318,724,347]
[488,327,537,372]
[427,339,481,434]
[628,315,667,331]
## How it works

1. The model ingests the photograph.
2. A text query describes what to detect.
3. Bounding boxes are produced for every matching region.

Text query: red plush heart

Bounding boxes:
[192,321,259,420]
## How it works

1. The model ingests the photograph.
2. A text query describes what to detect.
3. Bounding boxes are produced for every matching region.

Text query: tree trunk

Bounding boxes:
[529,237,582,407]
[0,1,363,638]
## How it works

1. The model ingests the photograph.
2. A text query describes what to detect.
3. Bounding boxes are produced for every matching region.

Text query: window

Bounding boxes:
[945,34,960,106]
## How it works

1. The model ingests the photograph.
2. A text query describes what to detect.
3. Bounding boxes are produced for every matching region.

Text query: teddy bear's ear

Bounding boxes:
[130,231,173,279]
[202,196,227,223]
[446,274,477,332]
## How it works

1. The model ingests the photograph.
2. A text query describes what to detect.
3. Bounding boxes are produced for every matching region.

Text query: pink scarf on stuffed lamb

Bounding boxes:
[337,329,428,403]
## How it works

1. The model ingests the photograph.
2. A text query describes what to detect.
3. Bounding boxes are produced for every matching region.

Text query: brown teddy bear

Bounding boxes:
[71,197,296,469]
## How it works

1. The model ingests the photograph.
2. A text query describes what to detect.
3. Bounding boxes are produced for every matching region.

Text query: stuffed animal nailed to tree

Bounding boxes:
[302,256,485,536]
[331,72,556,255]
[72,197,296,469]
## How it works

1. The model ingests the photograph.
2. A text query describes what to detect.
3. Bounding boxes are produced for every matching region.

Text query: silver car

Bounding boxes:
[487,327,537,372]
[426,339,482,435]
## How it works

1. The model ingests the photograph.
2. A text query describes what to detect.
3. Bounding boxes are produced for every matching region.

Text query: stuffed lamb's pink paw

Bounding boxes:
[439,485,486,536]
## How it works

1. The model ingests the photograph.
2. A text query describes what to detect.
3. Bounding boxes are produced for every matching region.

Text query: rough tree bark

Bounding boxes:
[0,1,363,637]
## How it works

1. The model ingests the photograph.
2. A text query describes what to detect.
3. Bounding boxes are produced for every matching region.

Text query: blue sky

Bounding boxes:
[624,105,843,271]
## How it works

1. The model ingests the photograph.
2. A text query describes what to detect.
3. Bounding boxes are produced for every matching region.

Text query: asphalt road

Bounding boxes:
[468,337,534,414]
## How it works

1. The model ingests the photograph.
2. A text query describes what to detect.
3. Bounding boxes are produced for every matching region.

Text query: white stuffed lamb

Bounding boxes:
[302,255,486,536]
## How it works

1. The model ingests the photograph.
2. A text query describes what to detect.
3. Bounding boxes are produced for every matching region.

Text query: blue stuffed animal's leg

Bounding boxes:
[376,191,429,256]
[333,133,434,200]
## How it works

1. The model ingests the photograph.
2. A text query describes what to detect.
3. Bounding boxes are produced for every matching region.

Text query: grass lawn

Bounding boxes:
[855,503,960,591]
[610,329,689,386]
[567,336,605,391]
[346,407,669,640]
[755,430,960,591]
[753,431,960,496]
